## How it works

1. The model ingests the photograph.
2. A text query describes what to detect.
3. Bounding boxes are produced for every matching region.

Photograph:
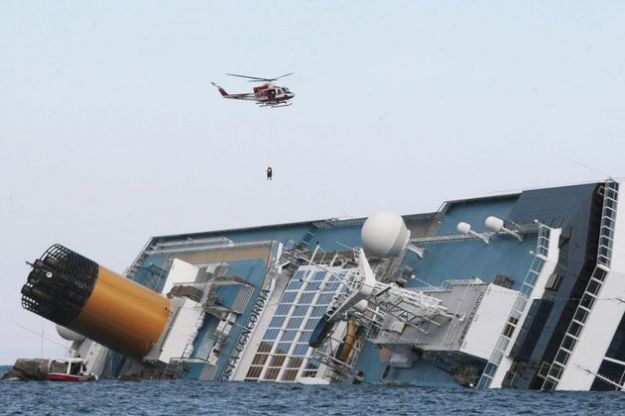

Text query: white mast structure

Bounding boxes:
[322,212,458,337]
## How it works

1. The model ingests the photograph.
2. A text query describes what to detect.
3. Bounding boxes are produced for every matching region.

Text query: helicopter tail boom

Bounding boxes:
[211,82,255,100]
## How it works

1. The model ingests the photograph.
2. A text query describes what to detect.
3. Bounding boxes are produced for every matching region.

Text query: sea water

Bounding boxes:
[1,377,624,415]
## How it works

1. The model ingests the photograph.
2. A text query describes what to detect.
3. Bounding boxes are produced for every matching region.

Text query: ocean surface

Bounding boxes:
[1,368,625,415]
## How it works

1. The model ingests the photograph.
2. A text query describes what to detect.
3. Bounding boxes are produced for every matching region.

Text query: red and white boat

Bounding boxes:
[47,358,97,382]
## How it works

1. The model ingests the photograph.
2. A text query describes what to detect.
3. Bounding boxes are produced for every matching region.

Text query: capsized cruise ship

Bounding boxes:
[15,179,625,390]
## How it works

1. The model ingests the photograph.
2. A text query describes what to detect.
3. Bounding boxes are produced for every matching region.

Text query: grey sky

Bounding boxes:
[1,1,624,363]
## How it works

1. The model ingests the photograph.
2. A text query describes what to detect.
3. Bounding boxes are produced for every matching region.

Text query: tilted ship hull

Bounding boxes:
[16,180,625,391]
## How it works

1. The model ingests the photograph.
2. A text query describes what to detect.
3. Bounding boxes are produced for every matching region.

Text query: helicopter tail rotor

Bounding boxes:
[211,82,229,97]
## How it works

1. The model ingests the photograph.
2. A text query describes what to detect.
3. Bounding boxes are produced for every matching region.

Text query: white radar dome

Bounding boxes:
[56,325,85,342]
[485,216,505,232]
[361,212,410,258]
[457,222,472,235]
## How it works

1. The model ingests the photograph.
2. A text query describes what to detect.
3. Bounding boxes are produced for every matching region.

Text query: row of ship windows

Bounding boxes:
[291,270,343,283]
[256,341,311,357]
[274,304,328,317]
[257,340,311,355]
[264,329,314,344]
[252,354,305,367]
[268,316,320,330]
[245,357,321,381]
[285,280,341,292]
[279,291,336,304]
[245,366,301,381]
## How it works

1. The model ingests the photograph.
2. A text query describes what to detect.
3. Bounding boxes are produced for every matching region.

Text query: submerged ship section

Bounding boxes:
[15,180,625,390]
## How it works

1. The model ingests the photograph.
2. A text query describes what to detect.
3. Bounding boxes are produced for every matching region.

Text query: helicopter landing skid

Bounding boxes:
[257,102,292,108]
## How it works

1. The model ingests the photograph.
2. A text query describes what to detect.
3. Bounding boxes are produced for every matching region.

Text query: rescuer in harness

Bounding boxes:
[266,166,273,181]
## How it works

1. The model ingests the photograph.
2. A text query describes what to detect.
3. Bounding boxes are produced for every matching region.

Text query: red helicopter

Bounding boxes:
[211,73,295,108]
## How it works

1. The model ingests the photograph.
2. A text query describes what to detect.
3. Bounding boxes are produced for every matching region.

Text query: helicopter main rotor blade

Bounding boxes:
[225,72,294,82]
[273,72,294,80]
[226,73,271,81]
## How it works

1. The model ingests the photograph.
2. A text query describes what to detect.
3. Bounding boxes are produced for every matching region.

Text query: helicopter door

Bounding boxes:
[268,89,276,100]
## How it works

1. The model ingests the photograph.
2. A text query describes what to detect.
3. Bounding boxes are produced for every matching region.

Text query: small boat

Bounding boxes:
[47,358,97,382]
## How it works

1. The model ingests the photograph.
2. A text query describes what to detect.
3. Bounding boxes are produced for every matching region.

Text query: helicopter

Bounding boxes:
[211,73,295,108]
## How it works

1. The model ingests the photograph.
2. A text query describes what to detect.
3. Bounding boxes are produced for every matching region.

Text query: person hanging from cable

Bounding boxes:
[266,166,273,181]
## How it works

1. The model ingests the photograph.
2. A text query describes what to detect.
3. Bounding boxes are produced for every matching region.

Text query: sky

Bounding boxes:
[1,1,625,364]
